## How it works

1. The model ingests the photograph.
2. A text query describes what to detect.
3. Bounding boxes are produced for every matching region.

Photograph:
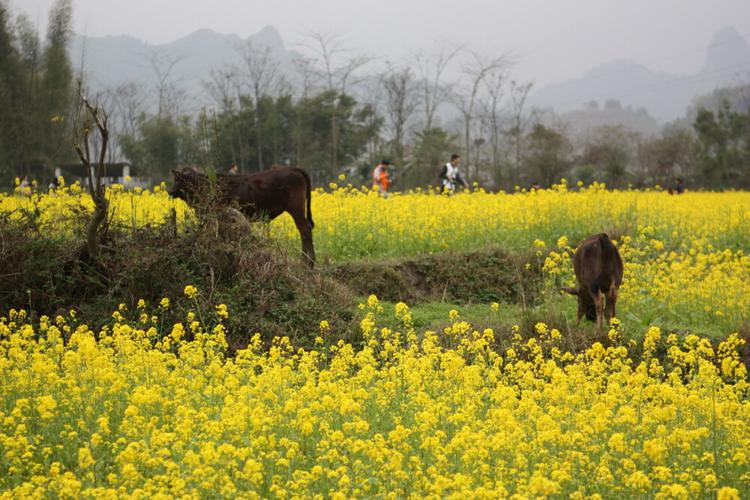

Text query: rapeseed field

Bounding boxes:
[2,181,750,496]
[0,297,748,497]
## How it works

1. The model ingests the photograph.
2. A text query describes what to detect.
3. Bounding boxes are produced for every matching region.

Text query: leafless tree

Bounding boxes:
[72,84,110,259]
[508,80,534,185]
[111,82,147,137]
[292,55,319,101]
[414,43,462,132]
[146,48,184,118]
[99,82,148,163]
[480,68,508,185]
[289,56,319,166]
[381,62,419,165]
[237,41,282,169]
[361,78,385,172]
[204,67,238,112]
[451,51,510,181]
[302,31,371,176]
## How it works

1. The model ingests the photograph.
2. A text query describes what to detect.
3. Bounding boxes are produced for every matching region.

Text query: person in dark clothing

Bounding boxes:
[675,177,685,194]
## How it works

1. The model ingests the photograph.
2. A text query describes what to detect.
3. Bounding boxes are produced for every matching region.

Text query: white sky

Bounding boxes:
[11,0,750,86]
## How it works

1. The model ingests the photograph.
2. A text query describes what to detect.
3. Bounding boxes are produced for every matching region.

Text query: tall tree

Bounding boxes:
[451,51,508,181]
[381,63,419,166]
[693,101,750,187]
[39,0,74,167]
[580,125,635,187]
[238,41,282,171]
[414,43,461,132]
[480,69,506,187]
[303,31,370,177]
[0,3,26,178]
[524,124,572,186]
[147,48,184,118]
[508,80,533,186]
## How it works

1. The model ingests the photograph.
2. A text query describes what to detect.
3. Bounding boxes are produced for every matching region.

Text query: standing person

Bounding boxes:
[674,177,685,194]
[438,154,469,192]
[373,160,391,196]
[228,163,238,175]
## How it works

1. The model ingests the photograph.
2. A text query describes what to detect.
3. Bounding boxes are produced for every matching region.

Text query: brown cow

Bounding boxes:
[169,166,315,266]
[563,233,623,328]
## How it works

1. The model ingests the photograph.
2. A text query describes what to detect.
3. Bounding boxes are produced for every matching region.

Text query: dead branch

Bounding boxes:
[73,83,110,260]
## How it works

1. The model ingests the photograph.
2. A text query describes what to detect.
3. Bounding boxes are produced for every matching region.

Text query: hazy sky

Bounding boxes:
[12,0,750,86]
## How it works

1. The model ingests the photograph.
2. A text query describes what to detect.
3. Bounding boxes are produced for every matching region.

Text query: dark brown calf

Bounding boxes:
[169,166,316,266]
[563,233,623,328]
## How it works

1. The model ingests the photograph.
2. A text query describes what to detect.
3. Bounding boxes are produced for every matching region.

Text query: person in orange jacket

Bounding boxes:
[372,160,391,196]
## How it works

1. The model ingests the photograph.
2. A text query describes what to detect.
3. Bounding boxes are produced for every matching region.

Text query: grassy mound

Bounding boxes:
[0,215,355,351]
[330,248,543,306]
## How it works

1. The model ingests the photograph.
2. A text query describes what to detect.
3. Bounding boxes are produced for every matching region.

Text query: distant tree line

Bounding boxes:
[2,1,750,190]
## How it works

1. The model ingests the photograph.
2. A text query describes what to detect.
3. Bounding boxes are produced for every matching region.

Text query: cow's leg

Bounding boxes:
[290,210,315,267]
[606,287,618,322]
[593,290,605,329]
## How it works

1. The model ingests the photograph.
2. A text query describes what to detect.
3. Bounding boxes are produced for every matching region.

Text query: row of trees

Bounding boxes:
[2,1,749,189]
[0,0,74,181]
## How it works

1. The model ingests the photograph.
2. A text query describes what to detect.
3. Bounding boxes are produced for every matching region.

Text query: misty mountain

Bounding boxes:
[70,25,300,113]
[530,26,750,122]
[71,25,750,125]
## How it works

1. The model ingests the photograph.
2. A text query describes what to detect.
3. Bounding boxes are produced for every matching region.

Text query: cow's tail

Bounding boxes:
[298,168,314,229]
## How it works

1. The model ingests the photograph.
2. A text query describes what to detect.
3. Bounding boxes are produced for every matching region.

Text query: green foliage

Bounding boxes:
[0,0,74,185]
[636,125,699,187]
[406,127,459,188]
[175,90,382,183]
[693,100,750,187]
[579,125,634,187]
[523,124,572,186]
[120,115,195,179]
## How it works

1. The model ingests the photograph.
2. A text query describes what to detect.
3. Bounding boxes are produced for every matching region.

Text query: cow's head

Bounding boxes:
[563,287,597,323]
[169,168,205,202]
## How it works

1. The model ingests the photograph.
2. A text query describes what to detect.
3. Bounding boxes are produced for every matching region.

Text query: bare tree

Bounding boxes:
[111,82,147,137]
[290,56,319,166]
[302,31,370,176]
[381,62,419,165]
[480,68,508,186]
[146,48,184,118]
[237,41,282,170]
[72,85,109,259]
[414,43,462,132]
[99,82,148,164]
[360,78,385,173]
[204,67,238,112]
[508,80,534,185]
[451,51,510,181]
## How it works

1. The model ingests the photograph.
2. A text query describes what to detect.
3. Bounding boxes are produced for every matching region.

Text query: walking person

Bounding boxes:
[228,163,238,175]
[372,160,391,197]
[438,154,469,193]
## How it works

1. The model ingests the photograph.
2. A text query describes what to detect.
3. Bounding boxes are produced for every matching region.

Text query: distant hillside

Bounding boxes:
[71,25,750,124]
[530,27,750,122]
[70,26,300,113]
